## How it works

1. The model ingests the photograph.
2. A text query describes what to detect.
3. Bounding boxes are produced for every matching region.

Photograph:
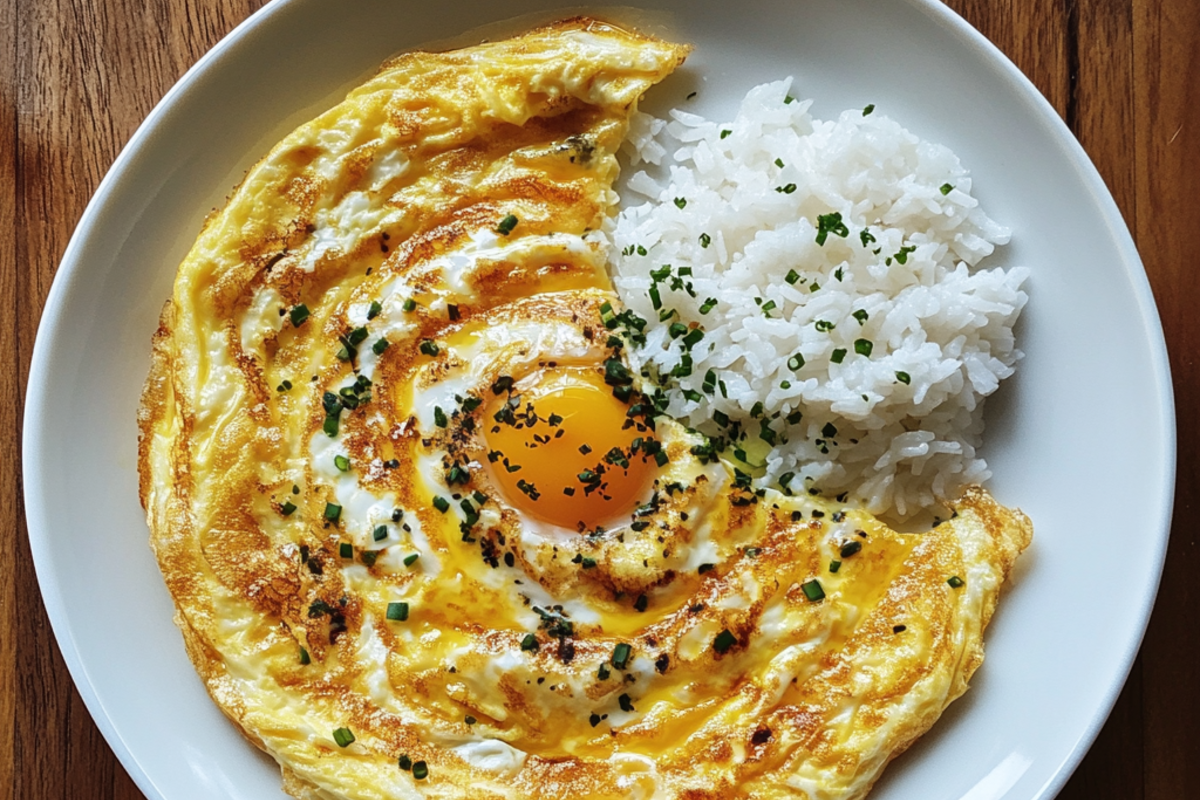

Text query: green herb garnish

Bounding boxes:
[496,214,518,235]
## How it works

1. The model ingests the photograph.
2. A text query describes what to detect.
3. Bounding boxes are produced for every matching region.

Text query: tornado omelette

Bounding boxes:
[137,18,1032,800]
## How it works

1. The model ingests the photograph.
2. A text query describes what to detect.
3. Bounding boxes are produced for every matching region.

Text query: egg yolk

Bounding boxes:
[483,367,657,531]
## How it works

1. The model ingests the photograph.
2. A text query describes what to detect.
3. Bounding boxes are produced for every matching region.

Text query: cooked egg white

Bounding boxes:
[138,18,1031,800]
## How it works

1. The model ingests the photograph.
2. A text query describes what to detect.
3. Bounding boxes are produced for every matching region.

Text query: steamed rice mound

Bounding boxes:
[607,79,1028,519]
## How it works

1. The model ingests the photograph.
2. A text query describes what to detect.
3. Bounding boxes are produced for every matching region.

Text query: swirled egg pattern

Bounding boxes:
[138,18,1031,800]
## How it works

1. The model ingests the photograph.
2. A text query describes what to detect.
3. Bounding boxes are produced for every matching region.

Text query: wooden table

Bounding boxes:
[3,0,1196,797]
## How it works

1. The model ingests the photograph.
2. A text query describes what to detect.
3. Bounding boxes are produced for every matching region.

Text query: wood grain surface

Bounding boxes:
[2,0,1197,797]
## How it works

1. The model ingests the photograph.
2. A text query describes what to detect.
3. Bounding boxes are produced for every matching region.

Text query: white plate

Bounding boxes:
[24,1,1173,798]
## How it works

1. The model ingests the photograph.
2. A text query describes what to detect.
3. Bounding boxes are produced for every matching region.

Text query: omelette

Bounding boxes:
[137,17,1032,800]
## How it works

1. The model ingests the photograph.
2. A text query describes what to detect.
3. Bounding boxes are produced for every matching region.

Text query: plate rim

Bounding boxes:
[22,1,1175,798]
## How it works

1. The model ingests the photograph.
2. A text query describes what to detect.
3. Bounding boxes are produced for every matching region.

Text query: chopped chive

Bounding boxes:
[323,413,340,437]
[520,633,539,651]
[852,309,869,325]
[896,371,911,385]
[713,629,737,654]
[830,348,847,364]
[419,339,439,357]
[412,761,428,780]
[373,525,388,541]
[280,501,297,516]
[699,297,718,314]
[402,298,417,312]
[829,560,842,573]
[403,553,420,567]
[815,211,849,246]
[776,183,797,194]
[433,406,448,428]
[360,550,378,567]
[299,646,310,665]
[674,197,687,209]
[785,269,801,285]
[863,103,875,116]
[840,540,862,558]
[496,214,518,235]
[775,157,785,168]
[801,579,825,602]
[386,601,409,621]
[289,304,310,327]
[854,339,873,357]
[612,642,632,670]
[432,496,449,513]
[368,300,382,320]
[334,455,350,472]
[948,575,965,588]
[720,129,732,139]
[332,727,355,747]
[372,337,390,355]
[787,353,805,371]
[699,232,711,248]
[324,503,342,522]
[398,755,412,771]
[276,379,292,392]
[339,542,352,559]
[940,183,954,195]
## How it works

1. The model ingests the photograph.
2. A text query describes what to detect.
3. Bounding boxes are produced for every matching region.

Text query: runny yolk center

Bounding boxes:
[483,366,657,531]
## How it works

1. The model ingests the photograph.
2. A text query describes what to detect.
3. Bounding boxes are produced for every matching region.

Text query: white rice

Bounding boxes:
[606,79,1028,519]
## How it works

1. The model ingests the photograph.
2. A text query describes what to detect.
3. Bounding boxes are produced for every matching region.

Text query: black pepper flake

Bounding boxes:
[750,727,773,745]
